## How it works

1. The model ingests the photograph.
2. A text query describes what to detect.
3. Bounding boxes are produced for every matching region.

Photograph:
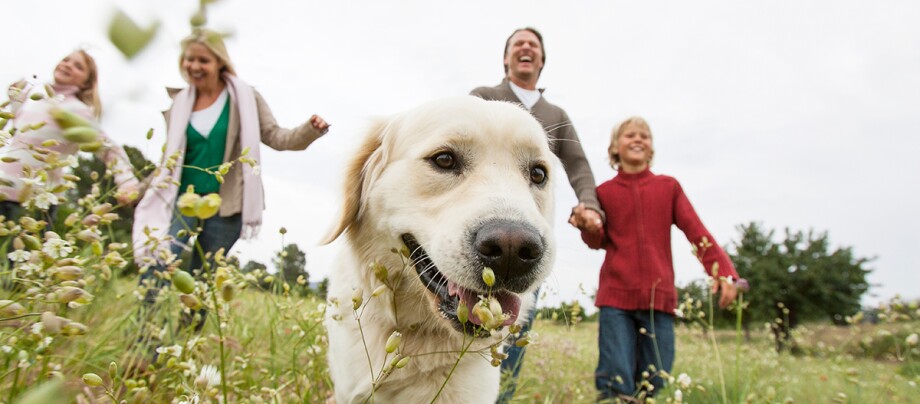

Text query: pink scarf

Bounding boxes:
[133,74,263,264]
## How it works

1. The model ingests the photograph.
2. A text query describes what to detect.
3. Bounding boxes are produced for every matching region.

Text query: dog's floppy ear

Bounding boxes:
[323,118,390,244]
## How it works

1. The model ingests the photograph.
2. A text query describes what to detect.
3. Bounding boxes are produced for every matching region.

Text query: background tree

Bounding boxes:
[728,222,872,351]
[241,260,267,274]
[272,243,308,286]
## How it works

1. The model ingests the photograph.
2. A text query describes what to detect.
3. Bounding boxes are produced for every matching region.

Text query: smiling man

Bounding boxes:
[470,27,605,403]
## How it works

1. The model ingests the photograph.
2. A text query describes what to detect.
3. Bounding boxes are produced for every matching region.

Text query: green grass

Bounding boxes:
[2,274,918,403]
[513,320,919,403]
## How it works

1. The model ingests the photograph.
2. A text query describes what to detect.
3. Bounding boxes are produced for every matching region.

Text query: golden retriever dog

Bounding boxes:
[323,96,557,403]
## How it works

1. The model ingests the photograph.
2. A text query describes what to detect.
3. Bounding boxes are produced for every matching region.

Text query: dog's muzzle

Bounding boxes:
[472,219,544,293]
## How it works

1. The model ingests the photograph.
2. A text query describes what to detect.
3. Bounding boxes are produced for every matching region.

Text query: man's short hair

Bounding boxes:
[503,27,546,76]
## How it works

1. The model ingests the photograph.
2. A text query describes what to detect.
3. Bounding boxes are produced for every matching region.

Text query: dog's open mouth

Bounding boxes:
[401,234,522,335]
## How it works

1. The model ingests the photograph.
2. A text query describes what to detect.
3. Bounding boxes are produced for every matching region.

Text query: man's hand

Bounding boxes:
[711,277,738,309]
[310,114,330,134]
[568,203,603,234]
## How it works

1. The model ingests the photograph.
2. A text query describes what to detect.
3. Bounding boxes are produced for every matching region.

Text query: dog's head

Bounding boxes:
[326,96,556,335]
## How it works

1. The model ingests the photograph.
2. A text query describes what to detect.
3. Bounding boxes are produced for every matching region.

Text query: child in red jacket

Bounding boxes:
[578,116,739,400]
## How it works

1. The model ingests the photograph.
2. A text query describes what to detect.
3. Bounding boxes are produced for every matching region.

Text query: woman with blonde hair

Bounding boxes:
[133,29,331,326]
[1,49,140,222]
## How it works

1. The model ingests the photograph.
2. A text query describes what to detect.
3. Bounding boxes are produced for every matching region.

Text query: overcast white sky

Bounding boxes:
[5,0,919,310]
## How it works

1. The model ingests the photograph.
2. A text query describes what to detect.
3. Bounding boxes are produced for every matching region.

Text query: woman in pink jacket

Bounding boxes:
[1,50,140,222]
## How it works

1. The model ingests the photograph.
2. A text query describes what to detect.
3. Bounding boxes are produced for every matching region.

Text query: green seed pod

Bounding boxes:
[76,229,100,242]
[61,126,99,143]
[79,141,103,152]
[1,156,19,163]
[180,294,202,309]
[221,282,235,301]
[395,355,411,368]
[62,321,88,336]
[146,128,154,139]
[0,300,25,318]
[108,362,117,377]
[64,213,79,226]
[30,93,44,101]
[91,241,104,256]
[44,84,56,98]
[0,112,14,119]
[41,139,60,147]
[482,267,495,287]
[13,237,25,250]
[53,266,84,281]
[371,284,387,297]
[49,107,92,129]
[351,287,363,310]
[172,270,196,294]
[91,203,113,215]
[41,311,67,334]
[456,302,469,324]
[57,286,89,304]
[22,234,42,250]
[385,331,401,353]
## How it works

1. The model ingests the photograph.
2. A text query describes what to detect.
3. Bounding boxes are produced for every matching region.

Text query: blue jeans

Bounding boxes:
[139,208,242,330]
[596,307,675,399]
[496,287,539,403]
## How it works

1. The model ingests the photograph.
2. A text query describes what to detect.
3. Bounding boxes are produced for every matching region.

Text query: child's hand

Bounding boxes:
[568,203,603,233]
[711,277,738,308]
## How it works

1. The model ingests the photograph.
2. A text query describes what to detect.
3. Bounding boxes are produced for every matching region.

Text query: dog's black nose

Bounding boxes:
[473,219,544,288]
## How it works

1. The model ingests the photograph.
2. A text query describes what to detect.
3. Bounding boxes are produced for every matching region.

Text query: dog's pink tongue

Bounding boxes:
[448,281,521,327]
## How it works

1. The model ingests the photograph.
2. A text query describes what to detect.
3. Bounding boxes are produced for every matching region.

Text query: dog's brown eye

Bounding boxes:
[530,166,547,185]
[431,152,456,170]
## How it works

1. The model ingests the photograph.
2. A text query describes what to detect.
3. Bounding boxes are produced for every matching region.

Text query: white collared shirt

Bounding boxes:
[509,80,541,110]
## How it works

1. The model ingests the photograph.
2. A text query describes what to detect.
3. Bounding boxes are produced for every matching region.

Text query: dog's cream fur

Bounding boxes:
[324,96,556,403]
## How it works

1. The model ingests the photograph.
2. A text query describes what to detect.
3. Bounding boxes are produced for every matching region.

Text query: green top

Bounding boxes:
[179,98,230,195]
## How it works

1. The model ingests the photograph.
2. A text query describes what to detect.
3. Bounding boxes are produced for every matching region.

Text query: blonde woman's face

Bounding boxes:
[182,43,224,90]
[54,52,91,88]
[616,123,653,170]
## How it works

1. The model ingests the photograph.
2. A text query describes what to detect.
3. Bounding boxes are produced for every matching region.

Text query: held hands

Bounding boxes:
[711,277,738,309]
[310,114,330,134]
[568,203,603,234]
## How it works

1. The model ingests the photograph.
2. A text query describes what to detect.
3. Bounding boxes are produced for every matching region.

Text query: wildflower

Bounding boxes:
[31,191,57,210]
[196,364,221,388]
[677,373,692,389]
[42,238,73,259]
[907,333,919,347]
[674,389,683,402]
[8,249,30,262]
[156,345,183,358]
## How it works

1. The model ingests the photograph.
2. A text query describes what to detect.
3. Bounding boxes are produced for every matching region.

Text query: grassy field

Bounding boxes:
[2,270,917,403]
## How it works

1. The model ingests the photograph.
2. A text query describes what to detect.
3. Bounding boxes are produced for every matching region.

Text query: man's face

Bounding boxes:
[504,30,544,81]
